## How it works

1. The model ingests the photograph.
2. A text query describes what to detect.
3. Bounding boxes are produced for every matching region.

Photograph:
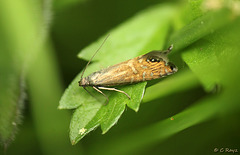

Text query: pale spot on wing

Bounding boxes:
[161,68,164,75]
[127,61,138,74]
[141,65,148,69]
[150,72,154,77]
[131,76,134,83]
[143,71,146,81]
[165,68,168,73]
[132,67,138,74]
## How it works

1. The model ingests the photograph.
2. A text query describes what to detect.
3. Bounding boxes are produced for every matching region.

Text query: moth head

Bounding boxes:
[79,77,90,86]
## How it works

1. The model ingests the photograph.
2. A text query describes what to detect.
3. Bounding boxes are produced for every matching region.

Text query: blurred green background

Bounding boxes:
[0,0,240,154]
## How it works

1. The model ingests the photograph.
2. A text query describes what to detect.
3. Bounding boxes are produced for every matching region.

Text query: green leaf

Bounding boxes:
[28,43,81,154]
[100,98,126,134]
[58,65,98,109]
[59,4,178,144]
[182,40,221,91]
[54,0,87,11]
[188,0,204,20]
[70,102,103,145]
[143,69,200,103]
[182,18,240,91]
[0,67,25,146]
[168,8,232,52]
[78,5,176,62]
[0,0,43,147]
[70,82,147,143]
[91,95,220,155]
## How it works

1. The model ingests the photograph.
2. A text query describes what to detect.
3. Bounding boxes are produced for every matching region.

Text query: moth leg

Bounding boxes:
[98,87,131,99]
[83,87,95,97]
[92,86,109,104]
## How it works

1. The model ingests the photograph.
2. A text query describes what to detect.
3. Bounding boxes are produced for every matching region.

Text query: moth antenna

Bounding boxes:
[80,34,110,80]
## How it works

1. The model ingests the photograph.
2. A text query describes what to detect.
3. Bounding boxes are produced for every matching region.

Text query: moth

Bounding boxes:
[79,36,178,103]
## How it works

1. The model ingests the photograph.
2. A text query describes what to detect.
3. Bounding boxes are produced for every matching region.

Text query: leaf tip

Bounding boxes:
[134,107,139,112]
[77,51,86,60]
[130,106,139,112]
[71,140,76,145]
[57,105,64,109]
[101,126,109,135]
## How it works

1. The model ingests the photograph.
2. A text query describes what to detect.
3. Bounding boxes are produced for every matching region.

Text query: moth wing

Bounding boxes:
[88,59,138,86]
[88,51,175,86]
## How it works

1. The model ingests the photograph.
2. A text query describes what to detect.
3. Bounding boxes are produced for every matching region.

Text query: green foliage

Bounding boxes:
[0,0,81,154]
[59,0,240,151]
[143,69,201,102]
[0,0,41,146]
[1,0,240,154]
